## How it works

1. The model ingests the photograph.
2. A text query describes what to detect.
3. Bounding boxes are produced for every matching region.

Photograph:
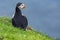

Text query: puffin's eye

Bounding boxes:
[18,3,26,9]
[21,4,24,6]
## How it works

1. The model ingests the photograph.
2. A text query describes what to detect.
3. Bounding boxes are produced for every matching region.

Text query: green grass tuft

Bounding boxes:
[0,17,55,40]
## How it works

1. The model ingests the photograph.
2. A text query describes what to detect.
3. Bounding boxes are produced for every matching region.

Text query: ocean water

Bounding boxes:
[0,0,60,38]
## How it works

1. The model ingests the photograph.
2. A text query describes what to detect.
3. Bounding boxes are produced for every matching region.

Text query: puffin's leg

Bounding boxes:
[24,26,27,31]
[21,24,27,31]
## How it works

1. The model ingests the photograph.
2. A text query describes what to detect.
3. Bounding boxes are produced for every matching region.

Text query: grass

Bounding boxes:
[0,17,55,40]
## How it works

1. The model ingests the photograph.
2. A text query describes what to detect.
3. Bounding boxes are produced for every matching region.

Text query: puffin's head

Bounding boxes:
[16,2,26,9]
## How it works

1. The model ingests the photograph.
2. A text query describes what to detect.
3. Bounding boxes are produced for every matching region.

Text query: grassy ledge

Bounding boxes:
[0,17,55,40]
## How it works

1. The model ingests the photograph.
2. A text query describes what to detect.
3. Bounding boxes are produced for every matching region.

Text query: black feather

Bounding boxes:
[12,2,28,30]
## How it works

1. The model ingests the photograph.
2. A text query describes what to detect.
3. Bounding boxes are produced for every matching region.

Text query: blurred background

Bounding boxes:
[0,0,60,39]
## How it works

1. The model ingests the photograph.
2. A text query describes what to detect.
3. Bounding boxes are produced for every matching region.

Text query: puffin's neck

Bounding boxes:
[15,7,22,16]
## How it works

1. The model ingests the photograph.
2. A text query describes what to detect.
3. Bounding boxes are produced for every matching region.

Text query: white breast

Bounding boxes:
[22,13,24,15]
[12,14,14,18]
[12,13,24,18]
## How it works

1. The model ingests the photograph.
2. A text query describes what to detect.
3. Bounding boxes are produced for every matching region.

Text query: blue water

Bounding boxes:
[0,0,60,38]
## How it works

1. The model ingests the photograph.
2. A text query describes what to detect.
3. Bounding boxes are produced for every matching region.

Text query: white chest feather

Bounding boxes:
[22,13,24,15]
[12,14,14,18]
[12,13,24,18]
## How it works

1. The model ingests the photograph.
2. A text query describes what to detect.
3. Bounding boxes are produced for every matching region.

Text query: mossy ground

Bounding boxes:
[0,17,54,40]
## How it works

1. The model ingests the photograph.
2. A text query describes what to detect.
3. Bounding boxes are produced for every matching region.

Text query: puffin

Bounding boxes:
[12,2,28,30]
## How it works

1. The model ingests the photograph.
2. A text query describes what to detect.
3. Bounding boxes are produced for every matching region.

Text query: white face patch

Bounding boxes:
[18,4,25,9]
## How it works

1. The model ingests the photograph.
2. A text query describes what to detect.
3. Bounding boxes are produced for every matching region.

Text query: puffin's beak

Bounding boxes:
[18,4,26,9]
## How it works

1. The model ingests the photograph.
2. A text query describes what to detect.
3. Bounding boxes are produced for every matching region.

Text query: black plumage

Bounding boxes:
[12,2,28,30]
